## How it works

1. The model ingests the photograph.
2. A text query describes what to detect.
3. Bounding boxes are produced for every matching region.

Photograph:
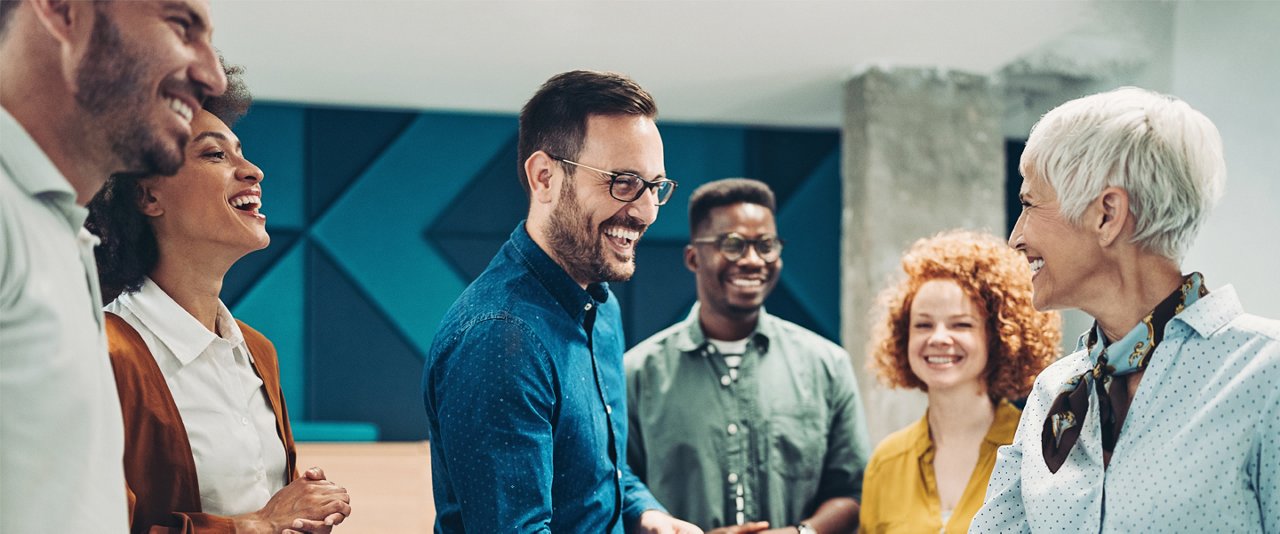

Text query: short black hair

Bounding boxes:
[687,178,777,236]
[517,70,657,197]
[86,57,252,303]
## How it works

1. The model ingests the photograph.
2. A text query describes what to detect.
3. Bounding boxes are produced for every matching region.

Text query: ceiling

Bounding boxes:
[212,1,1153,128]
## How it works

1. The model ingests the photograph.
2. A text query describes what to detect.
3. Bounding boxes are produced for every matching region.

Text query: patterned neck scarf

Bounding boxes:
[1041,273,1208,473]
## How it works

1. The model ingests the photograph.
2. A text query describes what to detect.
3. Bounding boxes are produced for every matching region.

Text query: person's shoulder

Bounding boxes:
[1018,347,1090,417]
[101,311,156,380]
[438,307,537,350]
[624,320,690,371]
[868,417,928,467]
[1225,312,1280,343]
[435,266,539,339]
[1037,345,1091,385]
[0,170,32,284]
[1187,299,1280,371]
[236,319,273,346]
[764,314,845,357]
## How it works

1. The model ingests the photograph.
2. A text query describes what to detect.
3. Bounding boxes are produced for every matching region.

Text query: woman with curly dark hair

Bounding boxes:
[858,230,1060,534]
[85,63,351,534]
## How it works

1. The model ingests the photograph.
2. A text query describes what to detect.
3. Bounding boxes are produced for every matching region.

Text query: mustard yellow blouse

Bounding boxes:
[859,400,1021,534]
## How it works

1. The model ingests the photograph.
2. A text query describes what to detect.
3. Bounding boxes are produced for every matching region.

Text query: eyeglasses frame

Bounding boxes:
[690,232,785,262]
[549,155,678,206]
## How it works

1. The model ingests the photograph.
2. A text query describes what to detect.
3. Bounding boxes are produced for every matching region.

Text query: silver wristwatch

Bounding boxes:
[796,523,817,534]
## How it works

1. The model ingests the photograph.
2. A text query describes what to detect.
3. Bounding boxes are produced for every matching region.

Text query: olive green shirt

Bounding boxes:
[624,304,871,530]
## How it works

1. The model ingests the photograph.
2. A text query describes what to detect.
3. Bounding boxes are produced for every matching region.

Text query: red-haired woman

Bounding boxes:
[859,230,1060,534]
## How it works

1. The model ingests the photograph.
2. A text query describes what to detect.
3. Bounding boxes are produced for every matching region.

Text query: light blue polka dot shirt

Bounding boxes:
[970,285,1280,533]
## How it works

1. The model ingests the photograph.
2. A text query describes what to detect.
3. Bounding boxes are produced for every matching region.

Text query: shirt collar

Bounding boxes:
[0,105,85,227]
[1083,272,1209,368]
[1073,282,1242,351]
[118,277,242,366]
[672,301,772,355]
[913,399,1022,455]
[984,399,1022,446]
[1173,283,1242,338]
[509,221,608,322]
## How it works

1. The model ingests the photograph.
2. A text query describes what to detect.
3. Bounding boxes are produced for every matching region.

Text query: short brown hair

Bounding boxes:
[517,70,657,197]
[868,230,1061,400]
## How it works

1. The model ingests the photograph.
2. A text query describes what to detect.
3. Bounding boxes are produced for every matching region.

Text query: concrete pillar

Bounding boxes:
[841,67,1005,443]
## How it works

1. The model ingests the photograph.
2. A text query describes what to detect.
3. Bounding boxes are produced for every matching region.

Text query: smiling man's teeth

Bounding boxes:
[230,195,261,209]
[167,97,193,122]
[1030,258,1045,274]
[604,227,640,243]
[730,278,763,287]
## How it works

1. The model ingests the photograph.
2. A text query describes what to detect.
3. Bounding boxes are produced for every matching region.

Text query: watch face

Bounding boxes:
[798,524,817,534]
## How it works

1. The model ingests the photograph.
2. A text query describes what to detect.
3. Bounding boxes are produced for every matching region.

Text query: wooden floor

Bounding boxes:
[296,442,435,533]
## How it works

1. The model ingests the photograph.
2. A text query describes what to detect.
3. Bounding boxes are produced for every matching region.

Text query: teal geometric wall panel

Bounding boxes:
[310,113,516,356]
[644,124,748,240]
[777,149,842,339]
[427,135,522,281]
[745,128,841,208]
[232,105,306,229]
[232,239,307,417]
[309,243,422,441]
[223,230,301,306]
[223,101,842,442]
[306,108,417,221]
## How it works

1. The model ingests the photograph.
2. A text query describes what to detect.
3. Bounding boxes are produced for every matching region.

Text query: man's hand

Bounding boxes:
[236,466,352,534]
[706,521,770,533]
[636,510,705,534]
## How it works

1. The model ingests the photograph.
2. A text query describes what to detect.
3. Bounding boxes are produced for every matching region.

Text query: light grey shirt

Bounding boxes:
[0,106,128,532]
[971,285,1280,533]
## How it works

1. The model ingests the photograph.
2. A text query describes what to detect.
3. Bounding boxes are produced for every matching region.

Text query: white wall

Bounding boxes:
[1175,1,1280,320]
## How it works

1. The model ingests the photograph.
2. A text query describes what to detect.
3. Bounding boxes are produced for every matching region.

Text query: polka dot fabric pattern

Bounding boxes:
[422,223,663,533]
[970,285,1280,533]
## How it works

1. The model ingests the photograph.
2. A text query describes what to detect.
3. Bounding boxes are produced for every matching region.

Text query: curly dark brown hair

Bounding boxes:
[868,229,1062,400]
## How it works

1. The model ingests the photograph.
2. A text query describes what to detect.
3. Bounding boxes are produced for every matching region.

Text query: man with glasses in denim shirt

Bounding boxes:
[422,70,700,533]
[626,179,872,534]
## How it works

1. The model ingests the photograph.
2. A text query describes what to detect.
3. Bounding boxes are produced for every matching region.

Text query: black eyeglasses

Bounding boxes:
[691,232,784,262]
[551,156,678,206]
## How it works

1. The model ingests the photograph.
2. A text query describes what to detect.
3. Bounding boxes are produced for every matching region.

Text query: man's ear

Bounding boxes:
[684,244,698,273]
[27,0,92,50]
[137,182,163,218]
[1095,186,1130,247]
[524,151,559,205]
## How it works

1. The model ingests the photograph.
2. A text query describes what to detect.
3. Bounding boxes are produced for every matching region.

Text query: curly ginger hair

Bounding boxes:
[868,230,1062,400]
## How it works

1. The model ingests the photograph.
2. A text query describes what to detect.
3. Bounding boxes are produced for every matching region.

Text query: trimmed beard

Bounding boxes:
[75,7,187,177]
[544,174,637,284]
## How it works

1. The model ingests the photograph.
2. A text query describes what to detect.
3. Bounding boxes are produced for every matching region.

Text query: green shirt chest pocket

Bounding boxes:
[768,406,826,480]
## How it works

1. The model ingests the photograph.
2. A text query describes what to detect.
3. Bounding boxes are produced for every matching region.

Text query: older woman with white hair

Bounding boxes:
[969,87,1279,533]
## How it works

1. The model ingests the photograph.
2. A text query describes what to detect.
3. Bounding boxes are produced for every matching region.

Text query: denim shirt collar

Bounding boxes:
[672,301,772,355]
[509,220,609,323]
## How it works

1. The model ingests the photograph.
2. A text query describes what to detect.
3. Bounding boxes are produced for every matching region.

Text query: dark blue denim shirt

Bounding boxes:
[423,222,664,533]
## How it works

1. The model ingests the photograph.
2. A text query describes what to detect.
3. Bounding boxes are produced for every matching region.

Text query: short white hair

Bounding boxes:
[1020,87,1226,261]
